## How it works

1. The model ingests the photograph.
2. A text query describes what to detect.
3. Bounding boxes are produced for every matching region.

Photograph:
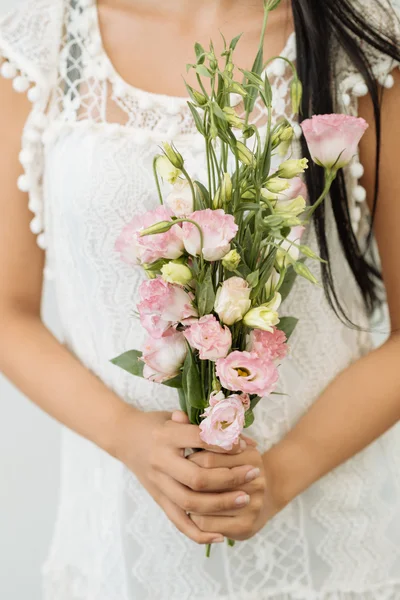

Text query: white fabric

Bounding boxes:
[1,0,400,598]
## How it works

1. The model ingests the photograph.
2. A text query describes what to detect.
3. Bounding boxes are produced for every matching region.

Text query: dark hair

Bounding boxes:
[291,0,400,322]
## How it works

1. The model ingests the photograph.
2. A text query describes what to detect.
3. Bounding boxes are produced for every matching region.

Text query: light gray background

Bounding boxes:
[0,1,393,599]
[0,4,61,600]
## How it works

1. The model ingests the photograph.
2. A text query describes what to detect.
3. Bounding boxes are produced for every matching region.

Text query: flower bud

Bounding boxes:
[162,142,184,170]
[213,173,233,208]
[277,158,308,179]
[290,78,303,115]
[236,141,256,167]
[223,106,244,130]
[243,293,282,332]
[264,0,282,10]
[156,156,181,184]
[222,249,241,271]
[260,188,278,202]
[264,177,290,194]
[161,261,193,286]
[229,82,248,97]
[265,268,280,298]
[274,195,306,217]
[140,220,174,237]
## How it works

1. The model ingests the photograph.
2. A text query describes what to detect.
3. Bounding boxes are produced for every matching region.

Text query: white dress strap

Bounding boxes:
[334,0,400,241]
[0,0,64,259]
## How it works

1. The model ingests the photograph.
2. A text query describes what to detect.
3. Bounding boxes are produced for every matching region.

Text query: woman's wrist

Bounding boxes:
[262,435,318,509]
[97,396,142,460]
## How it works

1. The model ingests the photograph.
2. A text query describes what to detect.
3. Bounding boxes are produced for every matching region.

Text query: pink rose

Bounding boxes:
[183,315,231,361]
[138,278,198,338]
[181,209,238,261]
[199,394,245,450]
[246,327,288,362]
[301,114,369,170]
[115,206,184,265]
[142,330,187,383]
[216,350,279,396]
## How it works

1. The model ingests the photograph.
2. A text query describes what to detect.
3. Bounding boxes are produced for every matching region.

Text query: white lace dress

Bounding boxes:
[1,0,400,598]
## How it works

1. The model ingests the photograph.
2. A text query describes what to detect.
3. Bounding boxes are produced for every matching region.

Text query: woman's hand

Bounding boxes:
[187,444,284,541]
[114,406,261,545]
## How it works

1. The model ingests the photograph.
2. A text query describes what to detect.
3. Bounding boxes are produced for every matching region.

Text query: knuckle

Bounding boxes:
[191,472,208,491]
[180,494,194,513]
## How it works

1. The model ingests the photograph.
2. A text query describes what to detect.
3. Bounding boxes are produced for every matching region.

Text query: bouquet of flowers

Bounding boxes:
[111,0,368,537]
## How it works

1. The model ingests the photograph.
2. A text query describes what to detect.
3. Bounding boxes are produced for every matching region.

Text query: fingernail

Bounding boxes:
[235,494,250,506]
[245,467,260,483]
[239,439,247,450]
[212,536,225,543]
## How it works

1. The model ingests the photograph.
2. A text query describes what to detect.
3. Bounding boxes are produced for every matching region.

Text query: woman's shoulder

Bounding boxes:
[0,0,64,88]
[335,0,400,96]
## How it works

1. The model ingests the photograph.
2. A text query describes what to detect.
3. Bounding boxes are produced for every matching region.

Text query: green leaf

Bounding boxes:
[244,47,264,114]
[178,388,187,413]
[211,101,227,121]
[277,316,298,340]
[263,75,272,106]
[194,42,206,64]
[246,269,260,288]
[187,102,205,135]
[196,65,212,78]
[239,69,263,86]
[230,33,243,51]
[197,267,216,316]
[195,180,210,209]
[182,345,207,409]
[278,265,297,303]
[163,375,183,389]
[244,408,255,428]
[250,395,262,410]
[110,350,144,377]
[235,203,261,213]
[243,226,253,266]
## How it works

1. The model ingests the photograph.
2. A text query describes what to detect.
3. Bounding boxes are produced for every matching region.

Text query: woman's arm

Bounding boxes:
[187,72,400,541]
[0,76,258,545]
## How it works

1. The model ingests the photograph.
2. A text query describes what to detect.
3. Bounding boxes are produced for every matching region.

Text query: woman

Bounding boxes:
[0,0,399,597]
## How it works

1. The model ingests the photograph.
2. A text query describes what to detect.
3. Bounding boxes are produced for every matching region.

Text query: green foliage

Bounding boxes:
[110,350,144,377]
[182,345,207,410]
[277,316,299,340]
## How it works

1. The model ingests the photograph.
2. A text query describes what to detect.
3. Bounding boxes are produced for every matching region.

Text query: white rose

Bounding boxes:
[165,180,194,217]
[214,277,251,326]
[243,293,282,332]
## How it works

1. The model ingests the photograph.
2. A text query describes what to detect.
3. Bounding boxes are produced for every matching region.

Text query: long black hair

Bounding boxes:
[291,0,400,321]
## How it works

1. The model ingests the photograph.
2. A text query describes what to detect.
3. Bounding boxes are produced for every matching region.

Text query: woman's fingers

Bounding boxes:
[163,420,246,454]
[188,447,261,470]
[158,472,250,515]
[160,497,225,545]
[189,513,244,540]
[159,454,259,492]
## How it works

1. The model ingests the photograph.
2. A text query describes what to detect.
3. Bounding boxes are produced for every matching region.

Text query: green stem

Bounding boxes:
[206,543,212,558]
[173,218,205,269]
[153,157,164,205]
[181,167,197,210]
[306,171,336,218]
[245,6,269,126]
